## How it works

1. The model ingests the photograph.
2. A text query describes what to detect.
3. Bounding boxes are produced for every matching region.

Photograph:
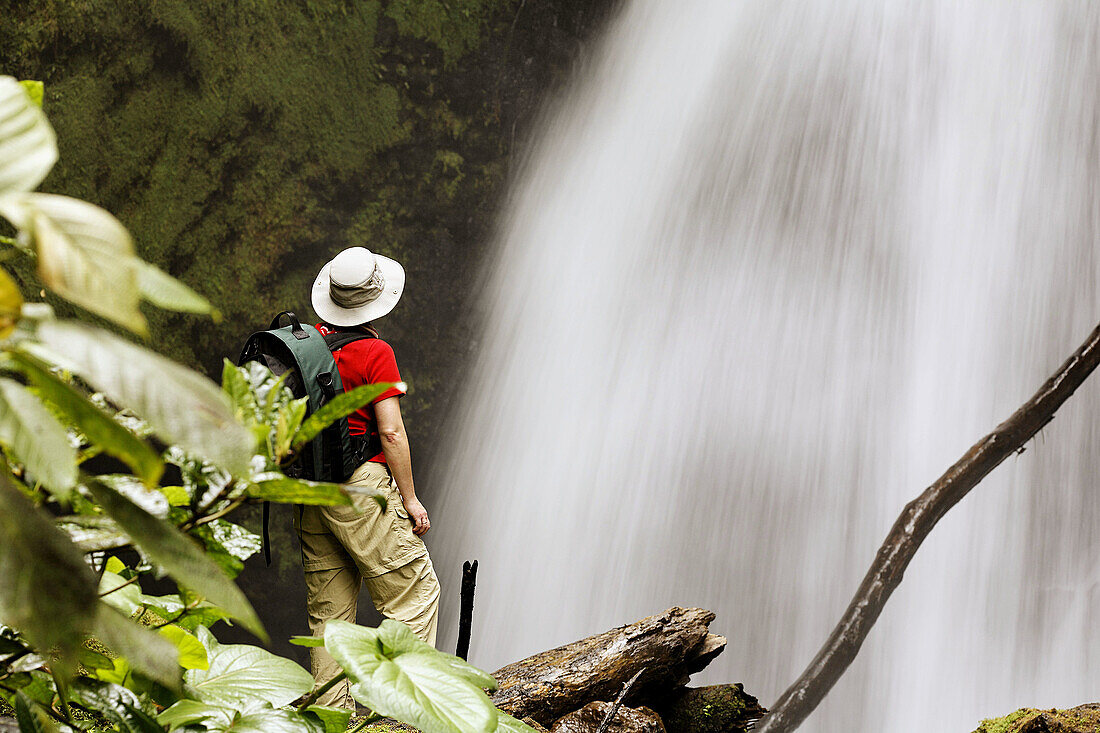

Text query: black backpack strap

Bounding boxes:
[322,331,376,351]
[323,330,383,466]
[269,311,309,340]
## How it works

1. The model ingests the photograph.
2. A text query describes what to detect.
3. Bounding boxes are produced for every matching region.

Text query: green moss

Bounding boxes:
[972,704,1100,733]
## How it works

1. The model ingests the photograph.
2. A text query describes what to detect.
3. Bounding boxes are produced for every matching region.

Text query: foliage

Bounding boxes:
[0,78,532,732]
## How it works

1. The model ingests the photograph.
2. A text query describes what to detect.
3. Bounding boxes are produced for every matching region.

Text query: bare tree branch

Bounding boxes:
[755,319,1100,733]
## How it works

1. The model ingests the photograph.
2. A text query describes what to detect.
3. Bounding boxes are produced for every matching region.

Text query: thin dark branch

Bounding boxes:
[297,671,347,712]
[596,667,645,733]
[97,573,139,597]
[456,559,478,661]
[755,319,1100,733]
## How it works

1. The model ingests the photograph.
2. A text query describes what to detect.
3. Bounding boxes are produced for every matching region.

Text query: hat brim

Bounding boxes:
[311,253,405,327]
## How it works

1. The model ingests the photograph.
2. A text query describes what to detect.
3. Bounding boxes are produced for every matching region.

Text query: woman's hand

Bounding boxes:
[403,496,431,536]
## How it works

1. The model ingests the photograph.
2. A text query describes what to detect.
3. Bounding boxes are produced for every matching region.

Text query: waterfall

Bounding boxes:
[430,2,1100,730]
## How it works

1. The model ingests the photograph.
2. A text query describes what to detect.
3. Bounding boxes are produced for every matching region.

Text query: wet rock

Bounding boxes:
[551,702,666,733]
[650,684,765,733]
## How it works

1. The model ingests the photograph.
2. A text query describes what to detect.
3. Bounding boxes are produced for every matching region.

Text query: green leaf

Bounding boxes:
[0,192,146,333]
[17,81,44,109]
[77,646,114,671]
[0,76,57,194]
[34,321,254,476]
[246,476,359,506]
[12,351,163,486]
[14,690,60,733]
[55,515,129,552]
[302,705,351,733]
[97,569,143,617]
[184,626,313,708]
[221,360,259,426]
[293,383,394,449]
[160,699,322,733]
[289,636,324,647]
[0,377,77,496]
[0,474,97,665]
[324,619,498,733]
[70,679,163,733]
[84,479,264,640]
[158,625,208,670]
[495,712,543,733]
[92,605,181,690]
[136,260,219,318]
[0,266,23,338]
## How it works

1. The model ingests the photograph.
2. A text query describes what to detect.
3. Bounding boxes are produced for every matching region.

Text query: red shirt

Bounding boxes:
[316,324,406,463]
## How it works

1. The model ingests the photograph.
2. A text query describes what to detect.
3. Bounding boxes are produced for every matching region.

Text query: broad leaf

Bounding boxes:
[97,569,143,617]
[221,360,259,426]
[289,636,324,647]
[70,679,163,733]
[0,193,145,333]
[85,479,264,639]
[136,260,219,317]
[293,383,393,448]
[324,619,498,733]
[12,352,163,486]
[185,626,313,708]
[246,475,360,506]
[0,377,77,495]
[160,699,322,733]
[55,515,129,552]
[303,705,351,733]
[495,712,542,733]
[92,605,180,690]
[14,691,60,733]
[0,474,97,665]
[34,321,253,476]
[0,266,22,338]
[159,625,209,670]
[0,76,56,194]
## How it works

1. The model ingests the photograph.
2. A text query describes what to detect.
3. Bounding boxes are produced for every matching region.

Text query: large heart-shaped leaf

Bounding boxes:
[158,624,209,671]
[0,376,77,496]
[184,626,313,708]
[324,619,498,733]
[12,351,163,486]
[84,479,264,640]
[0,76,57,194]
[0,192,145,333]
[0,474,97,665]
[33,321,253,476]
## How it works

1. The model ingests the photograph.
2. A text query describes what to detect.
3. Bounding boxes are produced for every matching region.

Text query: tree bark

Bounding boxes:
[490,607,724,726]
[756,320,1100,733]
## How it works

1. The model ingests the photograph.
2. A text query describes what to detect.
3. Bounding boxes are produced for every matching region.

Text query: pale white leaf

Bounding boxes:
[0,76,57,194]
[33,321,253,476]
[0,377,77,495]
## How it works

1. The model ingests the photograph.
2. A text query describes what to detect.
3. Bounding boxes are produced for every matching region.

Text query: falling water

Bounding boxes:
[430,2,1100,731]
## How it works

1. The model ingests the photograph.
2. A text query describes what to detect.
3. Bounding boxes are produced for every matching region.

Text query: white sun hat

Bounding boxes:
[311,247,405,326]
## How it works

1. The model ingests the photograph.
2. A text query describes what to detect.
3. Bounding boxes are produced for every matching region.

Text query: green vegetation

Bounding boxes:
[972,705,1100,733]
[0,77,532,732]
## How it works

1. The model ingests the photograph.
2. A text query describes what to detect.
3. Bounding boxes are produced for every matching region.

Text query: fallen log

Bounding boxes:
[490,607,724,726]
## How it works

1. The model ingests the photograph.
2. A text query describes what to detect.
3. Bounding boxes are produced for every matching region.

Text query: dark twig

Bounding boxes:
[297,671,347,712]
[456,559,478,661]
[596,667,645,733]
[755,318,1100,733]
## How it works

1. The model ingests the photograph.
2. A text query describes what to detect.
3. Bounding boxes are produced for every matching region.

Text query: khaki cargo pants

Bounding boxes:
[294,461,440,709]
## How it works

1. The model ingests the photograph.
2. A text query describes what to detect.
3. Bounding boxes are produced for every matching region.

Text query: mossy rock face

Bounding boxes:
[651,684,765,733]
[972,704,1100,733]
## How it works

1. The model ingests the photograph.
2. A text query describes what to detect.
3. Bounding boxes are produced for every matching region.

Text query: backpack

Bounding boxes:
[238,312,378,563]
[238,311,379,482]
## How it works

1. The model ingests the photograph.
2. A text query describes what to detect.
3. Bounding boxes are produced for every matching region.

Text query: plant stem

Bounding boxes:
[297,671,347,712]
[49,667,74,725]
[97,573,140,597]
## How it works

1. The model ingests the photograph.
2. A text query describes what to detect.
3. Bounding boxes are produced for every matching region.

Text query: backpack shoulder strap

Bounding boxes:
[323,331,376,352]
